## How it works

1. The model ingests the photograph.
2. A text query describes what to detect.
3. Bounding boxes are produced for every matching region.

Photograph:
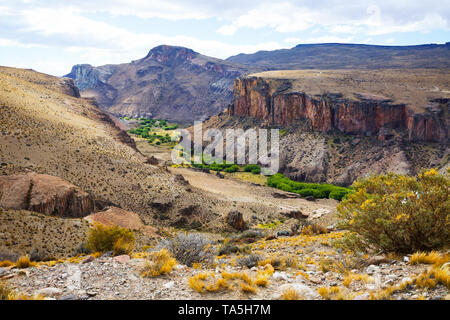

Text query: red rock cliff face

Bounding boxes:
[229,77,448,142]
[0,173,95,218]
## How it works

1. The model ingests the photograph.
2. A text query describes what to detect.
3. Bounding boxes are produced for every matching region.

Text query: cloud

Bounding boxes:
[217,1,450,36]
[284,35,354,44]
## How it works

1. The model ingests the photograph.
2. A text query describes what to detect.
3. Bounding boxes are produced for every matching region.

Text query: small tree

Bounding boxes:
[336,169,449,254]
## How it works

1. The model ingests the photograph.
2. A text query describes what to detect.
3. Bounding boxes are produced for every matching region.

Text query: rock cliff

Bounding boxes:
[0,173,95,218]
[229,74,449,142]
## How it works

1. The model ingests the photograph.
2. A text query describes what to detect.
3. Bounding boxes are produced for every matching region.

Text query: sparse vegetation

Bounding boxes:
[141,249,177,277]
[0,281,12,300]
[281,288,301,300]
[86,224,135,255]
[15,256,36,269]
[336,169,449,253]
[158,233,215,267]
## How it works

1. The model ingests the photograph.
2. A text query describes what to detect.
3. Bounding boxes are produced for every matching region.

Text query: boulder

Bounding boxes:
[85,207,158,237]
[365,255,392,266]
[224,211,248,231]
[113,255,130,264]
[0,173,94,218]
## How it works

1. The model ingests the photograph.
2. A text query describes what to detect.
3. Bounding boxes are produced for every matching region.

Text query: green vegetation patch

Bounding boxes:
[267,173,352,201]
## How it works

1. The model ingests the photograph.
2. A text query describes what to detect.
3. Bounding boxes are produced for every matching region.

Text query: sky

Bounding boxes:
[0,0,449,76]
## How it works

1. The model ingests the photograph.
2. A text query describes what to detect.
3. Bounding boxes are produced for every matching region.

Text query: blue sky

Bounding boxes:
[0,0,449,76]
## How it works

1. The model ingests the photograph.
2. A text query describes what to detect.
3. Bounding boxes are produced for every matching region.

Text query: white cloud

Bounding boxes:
[284,35,354,44]
[216,1,450,36]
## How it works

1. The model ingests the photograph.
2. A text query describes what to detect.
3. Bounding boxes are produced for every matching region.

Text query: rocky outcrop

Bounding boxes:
[0,173,95,218]
[229,77,448,142]
[84,207,158,237]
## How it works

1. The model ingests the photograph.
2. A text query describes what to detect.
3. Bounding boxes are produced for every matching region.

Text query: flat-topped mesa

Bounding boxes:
[228,72,449,142]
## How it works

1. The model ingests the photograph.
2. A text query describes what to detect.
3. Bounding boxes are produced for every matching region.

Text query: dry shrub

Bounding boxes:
[0,260,15,268]
[409,251,448,266]
[281,288,301,300]
[0,281,12,300]
[336,169,449,254]
[141,249,177,277]
[15,256,36,269]
[86,224,135,255]
[158,233,215,267]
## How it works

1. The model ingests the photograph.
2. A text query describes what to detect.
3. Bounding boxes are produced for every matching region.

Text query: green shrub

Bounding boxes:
[224,165,240,173]
[86,224,135,255]
[329,189,349,201]
[335,169,449,254]
[244,164,261,173]
[267,173,351,200]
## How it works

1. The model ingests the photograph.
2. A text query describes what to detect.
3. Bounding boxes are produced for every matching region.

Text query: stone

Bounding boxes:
[163,281,175,289]
[277,230,290,237]
[113,255,130,264]
[366,265,380,275]
[35,287,63,298]
[224,211,248,231]
[365,255,392,266]
[81,255,95,264]
[403,256,410,263]
[273,271,289,281]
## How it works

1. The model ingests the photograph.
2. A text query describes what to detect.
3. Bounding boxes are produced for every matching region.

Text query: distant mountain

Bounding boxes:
[227,43,450,70]
[65,45,252,122]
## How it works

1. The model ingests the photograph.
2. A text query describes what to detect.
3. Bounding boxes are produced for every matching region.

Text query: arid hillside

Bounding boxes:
[0,66,328,257]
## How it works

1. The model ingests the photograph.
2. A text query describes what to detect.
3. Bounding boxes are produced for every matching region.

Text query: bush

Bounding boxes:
[86,224,135,255]
[223,165,240,173]
[267,173,351,200]
[15,256,36,269]
[113,237,135,256]
[329,189,349,201]
[141,249,177,277]
[157,233,216,267]
[244,164,261,173]
[336,169,449,254]
[0,281,12,300]
[238,254,264,268]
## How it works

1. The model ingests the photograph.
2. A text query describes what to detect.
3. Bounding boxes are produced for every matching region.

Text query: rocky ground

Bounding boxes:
[2,230,448,300]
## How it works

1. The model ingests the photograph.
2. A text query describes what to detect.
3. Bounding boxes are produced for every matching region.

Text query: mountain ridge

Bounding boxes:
[65,45,252,122]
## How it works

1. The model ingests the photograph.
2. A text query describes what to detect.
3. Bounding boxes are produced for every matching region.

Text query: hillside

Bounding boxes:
[227,43,450,70]
[0,66,323,257]
[65,45,252,122]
